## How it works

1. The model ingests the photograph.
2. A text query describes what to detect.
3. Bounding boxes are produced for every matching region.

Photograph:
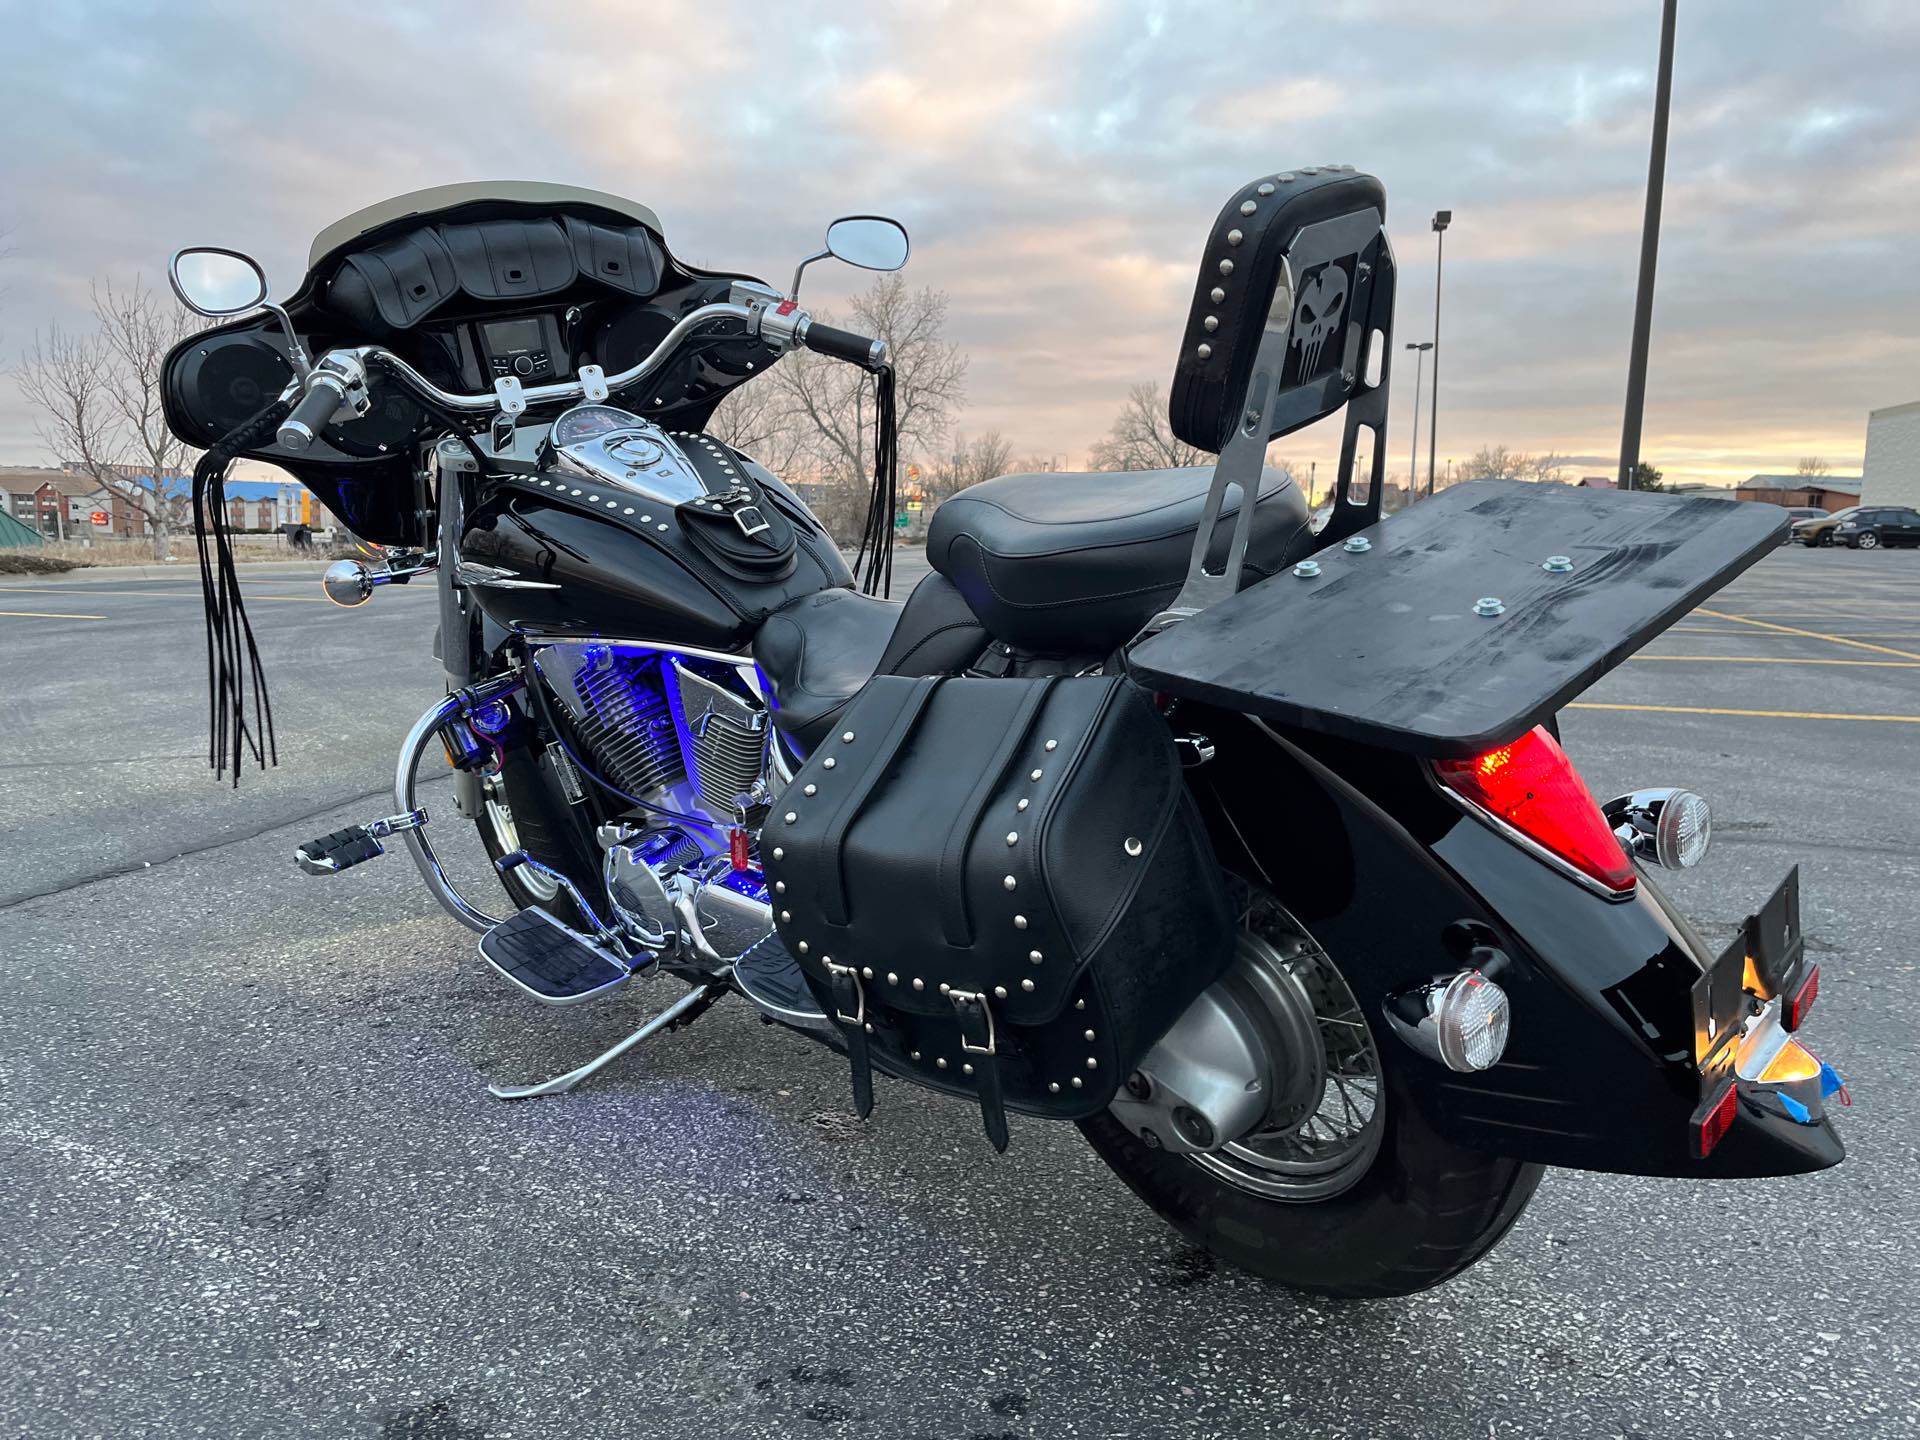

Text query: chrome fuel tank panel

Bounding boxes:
[548,405,711,507]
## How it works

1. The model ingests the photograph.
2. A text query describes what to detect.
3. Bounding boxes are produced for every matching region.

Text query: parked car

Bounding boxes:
[1832,506,1920,549]
[1793,506,1861,546]
[1776,506,1828,545]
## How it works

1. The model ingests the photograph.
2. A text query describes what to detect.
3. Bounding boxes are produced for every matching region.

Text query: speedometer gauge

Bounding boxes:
[550,404,642,447]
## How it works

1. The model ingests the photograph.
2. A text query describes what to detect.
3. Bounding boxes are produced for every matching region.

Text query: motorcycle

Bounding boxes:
[161,169,1844,1298]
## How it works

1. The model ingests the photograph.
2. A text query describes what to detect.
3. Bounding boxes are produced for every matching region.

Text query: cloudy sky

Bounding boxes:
[3,0,1915,488]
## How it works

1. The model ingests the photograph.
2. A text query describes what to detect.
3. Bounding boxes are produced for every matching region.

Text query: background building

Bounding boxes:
[1862,400,1920,509]
[1736,474,1863,512]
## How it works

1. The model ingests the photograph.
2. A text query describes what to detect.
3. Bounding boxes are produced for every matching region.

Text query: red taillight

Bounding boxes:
[1434,726,1637,894]
[1692,1081,1739,1158]
[1785,965,1819,1031]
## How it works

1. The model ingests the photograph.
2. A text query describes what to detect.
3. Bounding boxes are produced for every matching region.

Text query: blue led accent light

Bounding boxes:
[716,868,769,903]
[469,700,513,735]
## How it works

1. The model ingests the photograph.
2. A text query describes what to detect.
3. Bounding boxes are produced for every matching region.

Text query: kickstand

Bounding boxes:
[488,981,728,1101]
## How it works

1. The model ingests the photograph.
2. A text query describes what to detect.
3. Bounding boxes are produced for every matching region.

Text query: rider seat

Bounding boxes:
[754,463,1308,751]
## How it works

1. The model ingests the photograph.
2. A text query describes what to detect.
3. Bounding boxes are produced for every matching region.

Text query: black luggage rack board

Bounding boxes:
[1127,479,1786,757]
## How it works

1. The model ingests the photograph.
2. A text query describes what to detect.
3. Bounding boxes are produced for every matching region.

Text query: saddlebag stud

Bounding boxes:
[1542,555,1574,573]
[1343,535,1373,553]
[1292,559,1321,578]
[1474,596,1506,617]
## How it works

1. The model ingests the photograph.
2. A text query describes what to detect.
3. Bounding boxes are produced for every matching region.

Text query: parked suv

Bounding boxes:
[1833,506,1920,549]
[1793,506,1861,546]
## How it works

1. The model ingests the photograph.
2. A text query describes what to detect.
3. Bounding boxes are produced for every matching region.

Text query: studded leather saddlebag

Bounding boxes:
[762,674,1233,1150]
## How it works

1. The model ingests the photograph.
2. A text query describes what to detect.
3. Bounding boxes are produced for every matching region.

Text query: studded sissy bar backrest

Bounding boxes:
[1167,165,1395,552]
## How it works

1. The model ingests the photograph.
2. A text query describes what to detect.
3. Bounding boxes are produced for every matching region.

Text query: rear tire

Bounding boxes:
[1081,885,1543,1298]
[1857,532,1880,550]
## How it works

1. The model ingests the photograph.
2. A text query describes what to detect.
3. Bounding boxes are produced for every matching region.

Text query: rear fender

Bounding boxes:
[1183,706,1841,1179]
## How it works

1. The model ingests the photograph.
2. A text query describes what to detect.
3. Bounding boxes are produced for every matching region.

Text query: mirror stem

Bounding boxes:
[787,248,831,301]
[265,301,313,378]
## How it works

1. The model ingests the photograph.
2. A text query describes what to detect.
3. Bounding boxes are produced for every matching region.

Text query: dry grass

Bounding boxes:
[32,537,325,568]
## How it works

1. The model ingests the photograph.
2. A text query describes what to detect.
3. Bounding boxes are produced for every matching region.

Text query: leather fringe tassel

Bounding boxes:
[193,400,291,785]
[851,364,899,598]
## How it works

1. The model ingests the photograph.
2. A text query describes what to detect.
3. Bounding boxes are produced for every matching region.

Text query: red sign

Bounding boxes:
[89,510,110,526]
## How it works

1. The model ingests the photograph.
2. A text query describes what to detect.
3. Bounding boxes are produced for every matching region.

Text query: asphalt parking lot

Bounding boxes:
[3,542,1917,1439]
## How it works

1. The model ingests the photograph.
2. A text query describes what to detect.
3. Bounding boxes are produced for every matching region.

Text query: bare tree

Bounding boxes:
[706,377,807,476]
[1087,382,1207,471]
[1459,445,1526,482]
[1524,451,1570,485]
[924,430,1015,506]
[1796,455,1832,477]
[772,273,968,545]
[16,276,199,559]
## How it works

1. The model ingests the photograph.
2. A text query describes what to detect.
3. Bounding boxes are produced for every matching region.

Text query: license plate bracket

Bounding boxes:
[1692,864,1804,1089]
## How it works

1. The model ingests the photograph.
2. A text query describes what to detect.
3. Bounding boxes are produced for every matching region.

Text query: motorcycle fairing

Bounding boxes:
[160,185,769,546]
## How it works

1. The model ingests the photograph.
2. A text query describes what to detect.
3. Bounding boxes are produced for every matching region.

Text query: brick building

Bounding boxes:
[1735,474,1862,513]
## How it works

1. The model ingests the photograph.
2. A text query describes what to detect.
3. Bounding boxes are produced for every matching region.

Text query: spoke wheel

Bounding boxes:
[483,777,560,903]
[1189,889,1386,1203]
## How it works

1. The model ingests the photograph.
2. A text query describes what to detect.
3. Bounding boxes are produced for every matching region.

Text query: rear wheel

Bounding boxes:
[1080,884,1542,1298]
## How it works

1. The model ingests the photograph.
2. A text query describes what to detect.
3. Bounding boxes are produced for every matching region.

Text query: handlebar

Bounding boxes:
[799,320,887,368]
[278,372,349,450]
[273,289,888,453]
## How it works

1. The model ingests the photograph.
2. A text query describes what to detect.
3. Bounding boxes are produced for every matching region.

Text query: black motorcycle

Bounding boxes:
[162,169,1843,1297]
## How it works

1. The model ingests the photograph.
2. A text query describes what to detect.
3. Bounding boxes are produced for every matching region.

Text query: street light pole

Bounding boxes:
[1427,211,1451,498]
[1618,0,1678,492]
[1405,341,1434,498]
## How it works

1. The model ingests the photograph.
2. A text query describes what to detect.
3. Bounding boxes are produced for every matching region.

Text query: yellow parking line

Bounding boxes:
[1629,655,1920,667]
[0,609,106,620]
[1694,608,1920,662]
[1568,701,1920,724]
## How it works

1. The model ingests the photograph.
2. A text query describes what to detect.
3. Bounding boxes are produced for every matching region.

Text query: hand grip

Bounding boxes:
[276,376,346,451]
[803,322,887,369]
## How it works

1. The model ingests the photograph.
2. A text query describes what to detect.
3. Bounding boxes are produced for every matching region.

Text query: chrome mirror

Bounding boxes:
[168,247,270,317]
[824,216,910,273]
[790,215,911,298]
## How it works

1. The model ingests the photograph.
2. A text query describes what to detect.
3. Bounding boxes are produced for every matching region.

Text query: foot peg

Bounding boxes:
[295,810,426,875]
[477,906,633,1006]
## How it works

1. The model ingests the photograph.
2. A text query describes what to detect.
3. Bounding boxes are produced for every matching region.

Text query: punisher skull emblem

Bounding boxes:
[1290,264,1349,380]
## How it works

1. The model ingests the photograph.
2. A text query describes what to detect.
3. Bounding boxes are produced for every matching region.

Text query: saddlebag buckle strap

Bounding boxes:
[949,989,997,1054]
[949,989,1009,1153]
[827,961,874,1119]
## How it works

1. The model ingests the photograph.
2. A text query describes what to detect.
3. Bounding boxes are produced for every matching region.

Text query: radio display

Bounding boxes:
[483,317,543,355]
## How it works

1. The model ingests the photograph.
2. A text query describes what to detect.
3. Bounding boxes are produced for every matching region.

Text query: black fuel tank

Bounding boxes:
[459,466,851,647]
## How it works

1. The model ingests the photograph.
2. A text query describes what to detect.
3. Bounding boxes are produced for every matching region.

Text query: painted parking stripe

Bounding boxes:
[1628,655,1920,667]
[1694,607,1920,661]
[0,609,106,620]
[1568,701,1920,724]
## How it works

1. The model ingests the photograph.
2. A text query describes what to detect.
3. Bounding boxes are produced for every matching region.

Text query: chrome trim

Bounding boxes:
[453,560,561,591]
[487,982,724,1100]
[1603,787,1711,871]
[351,300,756,415]
[1434,780,1636,900]
[393,679,526,934]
